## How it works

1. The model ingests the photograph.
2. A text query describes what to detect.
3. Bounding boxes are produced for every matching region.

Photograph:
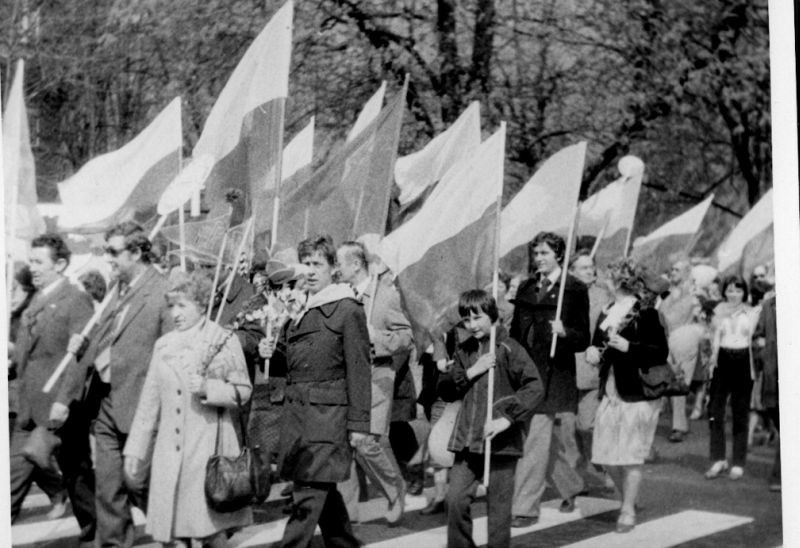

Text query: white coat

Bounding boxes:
[124,320,253,542]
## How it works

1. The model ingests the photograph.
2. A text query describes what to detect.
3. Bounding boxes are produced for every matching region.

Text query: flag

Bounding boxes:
[379,124,505,347]
[347,81,386,142]
[499,142,586,275]
[282,116,314,183]
[716,188,774,276]
[278,79,407,247]
[160,211,246,266]
[394,101,481,207]
[3,60,45,253]
[196,0,293,227]
[631,194,714,275]
[579,155,644,266]
[57,97,182,233]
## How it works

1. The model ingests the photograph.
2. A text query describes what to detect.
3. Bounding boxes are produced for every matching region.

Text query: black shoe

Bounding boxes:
[420,499,445,515]
[280,482,293,497]
[669,430,687,443]
[511,515,539,528]
[559,497,576,513]
[408,478,424,496]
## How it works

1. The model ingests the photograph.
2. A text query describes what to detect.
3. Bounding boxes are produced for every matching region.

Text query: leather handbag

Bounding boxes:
[639,363,690,399]
[205,388,271,513]
[21,425,61,472]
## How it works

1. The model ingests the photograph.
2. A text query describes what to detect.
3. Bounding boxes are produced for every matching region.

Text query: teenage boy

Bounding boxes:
[438,289,543,548]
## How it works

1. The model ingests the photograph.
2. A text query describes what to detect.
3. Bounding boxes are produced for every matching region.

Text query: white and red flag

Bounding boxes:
[379,124,506,347]
[57,97,182,233]
[631,194,714,275]
[4,60,45,256]
[579,155,644,266]
[716,188,774,276]
[347,81,386,142]
[499,142,586,275]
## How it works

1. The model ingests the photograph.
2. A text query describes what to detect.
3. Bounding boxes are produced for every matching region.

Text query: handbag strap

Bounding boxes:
[214,386,250,454]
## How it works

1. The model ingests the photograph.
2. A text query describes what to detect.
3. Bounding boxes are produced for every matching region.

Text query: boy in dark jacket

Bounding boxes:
[438,289,543,548]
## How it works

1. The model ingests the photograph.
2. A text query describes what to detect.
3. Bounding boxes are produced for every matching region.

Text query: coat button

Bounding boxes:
[176,408,181,414]
[175,428,180,434]
[176,445,180,451]
[177,389,182,395]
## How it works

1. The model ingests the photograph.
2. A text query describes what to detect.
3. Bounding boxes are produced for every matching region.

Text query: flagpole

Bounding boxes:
[483,121,505,489]
[178,201,187,272]
[589,216,609,261]
[270,98,287,250]
[550,199,581,358]
[6,61,22,322]
[207,227,230,322]
[216,216,255,323]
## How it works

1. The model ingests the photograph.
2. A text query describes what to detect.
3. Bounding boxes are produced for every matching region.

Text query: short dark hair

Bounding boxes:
[721,275,749,303]
[79,270,107,303]
[569,248,594,269]
[166,270,213,312]
[458,289,498,323]
[339,241,369,270]
[529,231,566,265]
[298,234,336,266]
[31,233,72,265]
[105,221,153,264]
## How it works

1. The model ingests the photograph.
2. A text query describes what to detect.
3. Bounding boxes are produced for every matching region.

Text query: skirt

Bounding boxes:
[591,370,661,466]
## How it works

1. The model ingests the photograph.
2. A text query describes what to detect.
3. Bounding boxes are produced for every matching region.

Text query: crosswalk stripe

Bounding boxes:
[560,509,754,548]
[366,496,620,548]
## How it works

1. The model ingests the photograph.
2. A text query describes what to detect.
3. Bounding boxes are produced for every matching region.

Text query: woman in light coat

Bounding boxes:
[123,271,252,547]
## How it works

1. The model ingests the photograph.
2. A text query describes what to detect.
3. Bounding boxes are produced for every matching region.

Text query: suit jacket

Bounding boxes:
[78,266,172,433]
[510,273,590,414]
[15,278,94,428]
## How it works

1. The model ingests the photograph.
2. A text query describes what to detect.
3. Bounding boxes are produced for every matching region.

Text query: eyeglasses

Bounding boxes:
[104,246,127,258]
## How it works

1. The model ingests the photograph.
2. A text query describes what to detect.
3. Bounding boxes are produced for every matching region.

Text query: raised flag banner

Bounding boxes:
[631,194,714,275]
[278,80,407,247]
[57,97,182,233]
[499,142,587,275]
[3,60,45,251]
[195,0,292,227]
[282,116,314,182]
[579,155,644,266]
[379,125,505,347]
[347,81,386,142]
[394,101,481,207]
[160,212,251,266]
[717,188,774,276]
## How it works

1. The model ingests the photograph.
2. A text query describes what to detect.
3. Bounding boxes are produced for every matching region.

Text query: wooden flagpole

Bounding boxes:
[44,216,169,394]
[549,200,581,358]
[178,201,187,272]
[589,216,609,261]
[270,98,287,250]
[483,122,505,489]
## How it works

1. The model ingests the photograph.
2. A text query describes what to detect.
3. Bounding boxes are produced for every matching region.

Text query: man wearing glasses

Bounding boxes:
[69,221,172,547]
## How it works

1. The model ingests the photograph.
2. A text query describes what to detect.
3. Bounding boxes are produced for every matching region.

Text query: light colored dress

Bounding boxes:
[123,319,253,542]
[591,369,661,465]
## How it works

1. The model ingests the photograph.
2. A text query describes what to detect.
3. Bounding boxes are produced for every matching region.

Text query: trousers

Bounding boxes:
[708,348,753,467]
[280,481,361,547]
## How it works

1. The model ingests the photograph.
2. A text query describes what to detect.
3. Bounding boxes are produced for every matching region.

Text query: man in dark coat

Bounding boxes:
[509,232,590,527]
[9,234,96,544]
[273,234,371,547]
[754,288,779,491]
[70,221,172,547]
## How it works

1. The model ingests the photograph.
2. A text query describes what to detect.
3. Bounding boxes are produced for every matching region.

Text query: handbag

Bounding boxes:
[205,387,271,512]
[22,425,61,472]
[639,363,690,399]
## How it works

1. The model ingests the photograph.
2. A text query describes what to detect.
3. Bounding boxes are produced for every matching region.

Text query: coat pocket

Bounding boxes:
[305,387,348,443]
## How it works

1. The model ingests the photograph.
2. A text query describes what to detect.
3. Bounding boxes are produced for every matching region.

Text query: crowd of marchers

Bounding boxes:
[7,223,779,547]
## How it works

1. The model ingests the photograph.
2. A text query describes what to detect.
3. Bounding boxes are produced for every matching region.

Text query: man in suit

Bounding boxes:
[70,221,172,547]
[336,241,413,525]
[9,234,97,544]
[510,232,590,527]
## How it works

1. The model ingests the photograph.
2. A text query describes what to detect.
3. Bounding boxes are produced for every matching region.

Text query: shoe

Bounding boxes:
[616,512,636,533]
[420,499,445,515]
[729,466,744,480]
[408,478,424,496]
[280,482,293,497]
[386,481,406,526]
[46,493,68,520]
[705,460,729,479]
[510,515,538,528]
[669,430,687,443]
[559,497,576,513]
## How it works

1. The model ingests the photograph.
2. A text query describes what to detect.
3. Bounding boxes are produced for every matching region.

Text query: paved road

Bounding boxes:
[10,411,783,547]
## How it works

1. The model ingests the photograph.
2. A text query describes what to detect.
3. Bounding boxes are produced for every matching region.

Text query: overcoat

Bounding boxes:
[754,295,778,408]
[277,284,371,483]
[510,273,590,414]
[123,320,252,542]
[15,278,94,427]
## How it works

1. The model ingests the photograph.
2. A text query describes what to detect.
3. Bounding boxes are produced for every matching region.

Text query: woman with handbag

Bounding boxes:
[704,275,759,481]
[584,259,669,534]
[123,271,252,547]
